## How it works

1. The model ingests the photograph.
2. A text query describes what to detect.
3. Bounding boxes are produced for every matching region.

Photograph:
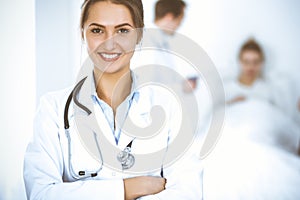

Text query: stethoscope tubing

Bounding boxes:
[64,76,165,179]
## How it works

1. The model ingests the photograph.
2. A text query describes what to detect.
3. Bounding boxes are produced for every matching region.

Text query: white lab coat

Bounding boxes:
[131,27,199,82]
[23,73,203,200]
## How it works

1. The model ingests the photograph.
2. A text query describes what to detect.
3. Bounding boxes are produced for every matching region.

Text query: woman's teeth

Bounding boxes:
[100,53,120,59]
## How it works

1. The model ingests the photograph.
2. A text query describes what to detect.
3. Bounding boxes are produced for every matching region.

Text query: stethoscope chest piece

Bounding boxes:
[117,147,135,170]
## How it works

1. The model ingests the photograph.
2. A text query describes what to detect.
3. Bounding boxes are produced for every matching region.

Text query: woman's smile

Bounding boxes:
[98,52,122,62]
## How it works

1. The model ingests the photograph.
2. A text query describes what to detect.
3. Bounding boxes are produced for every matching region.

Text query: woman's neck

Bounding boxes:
[238,74,257,86]
[94,67,132,112]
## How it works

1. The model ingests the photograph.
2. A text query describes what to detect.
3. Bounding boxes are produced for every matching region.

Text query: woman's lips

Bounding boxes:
[98,52,122,62]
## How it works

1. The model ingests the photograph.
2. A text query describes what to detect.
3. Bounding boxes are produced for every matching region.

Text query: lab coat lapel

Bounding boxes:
[74,74,121,169]
[78,72,116,145]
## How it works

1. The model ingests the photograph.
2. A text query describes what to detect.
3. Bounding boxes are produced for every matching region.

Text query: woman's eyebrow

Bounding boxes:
[115,23,134,29]
[88,23,133,29]
[89,23,105,28]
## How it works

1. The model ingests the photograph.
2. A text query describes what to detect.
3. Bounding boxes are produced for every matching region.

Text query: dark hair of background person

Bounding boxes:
[155,0,186,21]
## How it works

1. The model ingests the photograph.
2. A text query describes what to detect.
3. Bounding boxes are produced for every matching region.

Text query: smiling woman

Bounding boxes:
[81,1,141,109]
[23,0,203,200]
[82,1,140,75]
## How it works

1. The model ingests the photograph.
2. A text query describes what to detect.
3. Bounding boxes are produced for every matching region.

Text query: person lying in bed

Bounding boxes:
[225,38,271,104]
[202,39,300,199]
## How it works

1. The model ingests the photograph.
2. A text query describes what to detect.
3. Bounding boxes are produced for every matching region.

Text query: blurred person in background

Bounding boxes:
[150,0,212,143]
[133,0,198,92]
[225,38,300,130]
[203,38,300,199]
[223,38,300,154]
[154,0,186,36]
[132,0,209,144]
[225,38,272,104]
[154,0,199,92]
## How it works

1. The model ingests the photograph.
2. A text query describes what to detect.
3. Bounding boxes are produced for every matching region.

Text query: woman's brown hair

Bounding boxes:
[239,38,265,62]
[80,0,144,41]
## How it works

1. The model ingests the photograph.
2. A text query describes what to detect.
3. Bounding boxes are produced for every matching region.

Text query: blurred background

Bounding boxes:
[1,0,299,199]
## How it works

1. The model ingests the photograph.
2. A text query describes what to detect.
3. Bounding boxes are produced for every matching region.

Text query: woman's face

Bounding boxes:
[83,2,138,74]
[240,50,263,79]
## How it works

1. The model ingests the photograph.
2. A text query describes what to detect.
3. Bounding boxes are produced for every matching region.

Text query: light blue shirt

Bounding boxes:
[90,72,139,145]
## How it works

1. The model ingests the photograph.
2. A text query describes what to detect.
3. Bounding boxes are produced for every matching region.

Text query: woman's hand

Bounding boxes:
[227,96,246,104]
[124,176,166,200]
[183,78,198,93]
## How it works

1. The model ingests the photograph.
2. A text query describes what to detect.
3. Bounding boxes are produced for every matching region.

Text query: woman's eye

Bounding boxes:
[117,28,130,34]
[91,28,103,34]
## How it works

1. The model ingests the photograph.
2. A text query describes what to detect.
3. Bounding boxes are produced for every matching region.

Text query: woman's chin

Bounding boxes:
[94,65,128,75]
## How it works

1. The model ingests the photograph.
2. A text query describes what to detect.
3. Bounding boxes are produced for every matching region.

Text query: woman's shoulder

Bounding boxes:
[36,86,74,118]
[39,87,73,106]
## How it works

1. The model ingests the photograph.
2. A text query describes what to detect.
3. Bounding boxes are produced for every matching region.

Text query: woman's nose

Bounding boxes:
[102,35,116,51]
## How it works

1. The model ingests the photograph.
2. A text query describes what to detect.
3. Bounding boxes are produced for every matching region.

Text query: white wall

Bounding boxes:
[36,0,83,101]
[0,0,36,199]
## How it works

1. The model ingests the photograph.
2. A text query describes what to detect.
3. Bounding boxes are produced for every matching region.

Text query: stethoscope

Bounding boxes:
[63,77,164,180]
